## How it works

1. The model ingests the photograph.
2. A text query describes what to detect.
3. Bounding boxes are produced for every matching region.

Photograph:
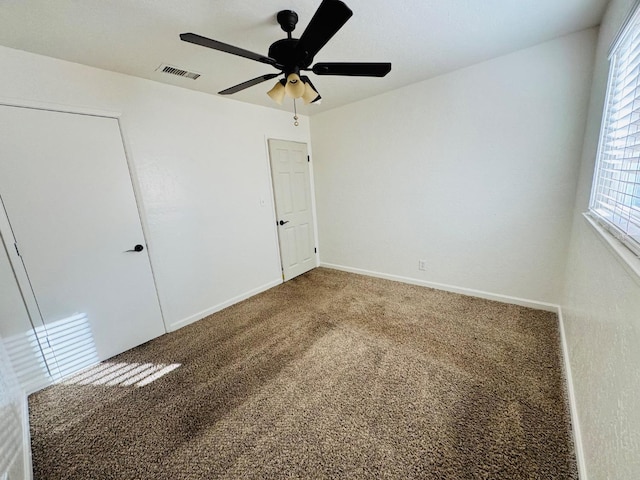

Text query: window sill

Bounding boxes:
[582,212,640,284]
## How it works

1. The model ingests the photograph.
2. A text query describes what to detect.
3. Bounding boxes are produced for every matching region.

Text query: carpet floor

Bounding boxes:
[29,268,577,479]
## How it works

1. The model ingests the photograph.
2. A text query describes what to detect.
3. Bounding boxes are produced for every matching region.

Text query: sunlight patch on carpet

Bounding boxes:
[61,361,181,388]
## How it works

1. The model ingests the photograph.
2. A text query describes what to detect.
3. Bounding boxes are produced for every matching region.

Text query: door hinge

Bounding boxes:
[14,242,20,257]
[307,155,310,162]
[314,247,317,253]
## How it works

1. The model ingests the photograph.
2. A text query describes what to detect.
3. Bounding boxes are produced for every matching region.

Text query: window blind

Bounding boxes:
[590,5,640,257]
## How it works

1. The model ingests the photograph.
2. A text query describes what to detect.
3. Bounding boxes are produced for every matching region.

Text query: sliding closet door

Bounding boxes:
[0,105,165,379]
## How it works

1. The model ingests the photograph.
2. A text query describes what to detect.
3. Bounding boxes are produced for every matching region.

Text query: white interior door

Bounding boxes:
[268,139,317,281]
[0,105,165,379]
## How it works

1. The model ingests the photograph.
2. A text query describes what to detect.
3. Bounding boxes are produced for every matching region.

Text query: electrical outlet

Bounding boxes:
[418,260,427,271]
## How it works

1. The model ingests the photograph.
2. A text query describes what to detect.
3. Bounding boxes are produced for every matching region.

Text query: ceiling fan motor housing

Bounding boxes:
[268,38,313,73]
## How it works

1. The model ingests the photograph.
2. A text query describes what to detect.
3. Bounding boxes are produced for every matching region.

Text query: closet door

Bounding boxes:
[0,105,165,379]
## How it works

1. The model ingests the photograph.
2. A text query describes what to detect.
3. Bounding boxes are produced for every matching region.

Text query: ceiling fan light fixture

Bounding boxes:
[267,79,286,104]
[285,73,306,99]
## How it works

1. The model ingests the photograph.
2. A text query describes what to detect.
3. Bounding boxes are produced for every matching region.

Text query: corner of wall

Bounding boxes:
[556,306,588,480]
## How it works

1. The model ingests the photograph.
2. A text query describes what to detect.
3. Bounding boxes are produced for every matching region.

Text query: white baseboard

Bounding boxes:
[557,307,588,480]
[21,392,33,480]
[167,278,283,332]
[320,262,558,312]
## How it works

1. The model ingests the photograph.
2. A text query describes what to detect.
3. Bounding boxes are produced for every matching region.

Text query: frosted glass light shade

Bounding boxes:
[284,73,305,98]
[267,81,286,104]
[302,83,320,104]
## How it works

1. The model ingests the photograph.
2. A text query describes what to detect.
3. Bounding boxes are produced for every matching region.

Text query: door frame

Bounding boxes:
[264,137,320,281]
[0,100,168,345]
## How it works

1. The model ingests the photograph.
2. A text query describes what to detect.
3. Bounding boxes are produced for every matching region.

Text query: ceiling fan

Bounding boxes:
[179,0,391,105]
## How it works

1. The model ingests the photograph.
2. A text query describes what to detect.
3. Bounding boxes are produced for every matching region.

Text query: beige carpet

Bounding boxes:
[29,267,577,479]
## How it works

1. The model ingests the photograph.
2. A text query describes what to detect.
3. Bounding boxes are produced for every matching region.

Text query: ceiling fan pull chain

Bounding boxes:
[293,99,299,127]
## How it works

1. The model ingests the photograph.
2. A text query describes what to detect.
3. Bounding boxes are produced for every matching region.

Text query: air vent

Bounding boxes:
[156,64,201,80]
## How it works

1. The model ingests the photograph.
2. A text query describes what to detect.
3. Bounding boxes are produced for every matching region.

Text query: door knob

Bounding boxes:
[279,220,289,226]
[126,244,144,252]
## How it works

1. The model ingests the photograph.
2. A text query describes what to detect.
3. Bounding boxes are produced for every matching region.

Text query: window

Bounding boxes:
[590,4,640,258]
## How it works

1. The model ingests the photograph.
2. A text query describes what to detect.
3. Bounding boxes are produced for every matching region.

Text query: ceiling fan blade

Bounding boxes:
[312,62,392,77]
[295,0,353,64]
[180,33,279,67]
[218,73,281,95]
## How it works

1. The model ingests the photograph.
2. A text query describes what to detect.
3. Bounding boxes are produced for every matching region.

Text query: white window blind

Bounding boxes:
[590,4,640,258]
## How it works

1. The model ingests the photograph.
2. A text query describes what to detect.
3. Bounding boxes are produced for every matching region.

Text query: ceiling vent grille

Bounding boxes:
[157,64,201,80]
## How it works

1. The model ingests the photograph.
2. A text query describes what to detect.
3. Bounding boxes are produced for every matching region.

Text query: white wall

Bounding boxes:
[0,332,32,480]
[0,45,312,336]
[311,29,597,305]
[561,0,640,478]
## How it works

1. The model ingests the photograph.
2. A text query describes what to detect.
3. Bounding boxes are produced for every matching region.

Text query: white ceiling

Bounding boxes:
[0,0,608,115]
